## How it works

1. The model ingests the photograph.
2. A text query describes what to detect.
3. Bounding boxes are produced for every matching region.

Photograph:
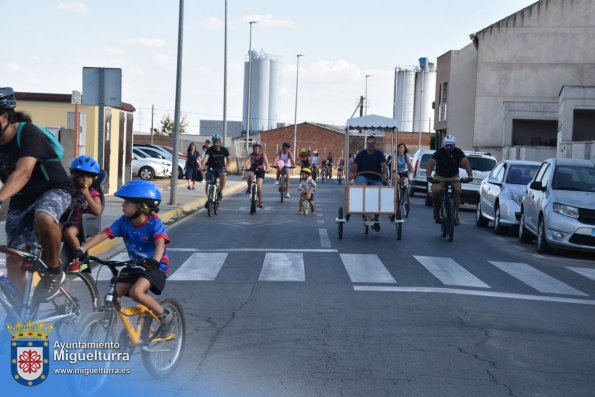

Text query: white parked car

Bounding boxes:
[134,145,186,179]
[131,153,171,180]
[476,160,540,234]
[518,158,595,254]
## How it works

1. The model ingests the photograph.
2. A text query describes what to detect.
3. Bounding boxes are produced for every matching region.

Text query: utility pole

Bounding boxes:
[169,0,184,204]
[150,104,154,145]
[222,0,228,147]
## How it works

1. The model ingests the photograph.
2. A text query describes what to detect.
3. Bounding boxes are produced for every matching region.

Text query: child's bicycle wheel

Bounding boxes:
[142,297,186,378]
[303,199,310,215]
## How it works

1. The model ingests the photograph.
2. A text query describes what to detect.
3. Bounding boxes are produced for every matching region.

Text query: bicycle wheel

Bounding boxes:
[303,199,309,215]
[54,271,100,340]
[279,175,285,203]
[396,207,403,241]
[142,297,186,378]
[250,184,257,215]
[213,200,219,215]
[68,311,116,395]
[446,197,455,242]
[403,188,410,217]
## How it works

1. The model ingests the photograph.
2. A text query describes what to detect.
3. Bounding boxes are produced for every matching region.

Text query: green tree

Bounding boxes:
[156,113,188,135]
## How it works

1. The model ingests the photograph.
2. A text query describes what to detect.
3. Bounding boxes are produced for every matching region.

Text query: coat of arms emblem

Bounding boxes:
[8,320,52,386]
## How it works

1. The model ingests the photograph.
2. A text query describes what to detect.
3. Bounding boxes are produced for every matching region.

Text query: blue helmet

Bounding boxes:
[114,180,161,206]
[0,87,16,111]
[211,133,222,142]
[70,155,100,175]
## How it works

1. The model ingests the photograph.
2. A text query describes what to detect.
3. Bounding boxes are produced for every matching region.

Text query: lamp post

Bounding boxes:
[246,21,257,156]
[365,74,371,116]
[292,54,303,160]
[222,0,228,147]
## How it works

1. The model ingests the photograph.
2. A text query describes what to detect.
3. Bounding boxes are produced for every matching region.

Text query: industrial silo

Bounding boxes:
[412,58,436,133]
[394,68,416,132]
[242,50,280,133]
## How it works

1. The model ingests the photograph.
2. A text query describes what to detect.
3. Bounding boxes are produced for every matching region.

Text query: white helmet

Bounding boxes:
[443,135,456,146]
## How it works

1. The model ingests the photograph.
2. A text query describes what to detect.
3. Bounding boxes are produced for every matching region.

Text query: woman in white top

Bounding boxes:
[272,142,296,198]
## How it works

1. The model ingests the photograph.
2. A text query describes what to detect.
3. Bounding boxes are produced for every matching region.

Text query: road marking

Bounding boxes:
[567,266,595,281]
[532,254,595,264]
[169,253,228,281]
[489,261,587,296]
[414,256,490,288]
[319,228,331,248]
[340,254,396,284]
[353,286,595,306]
[259,253,305,281]
[168,248,338,253]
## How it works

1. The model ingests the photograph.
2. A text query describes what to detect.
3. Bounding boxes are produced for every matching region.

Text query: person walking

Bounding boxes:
[184,143,201,190]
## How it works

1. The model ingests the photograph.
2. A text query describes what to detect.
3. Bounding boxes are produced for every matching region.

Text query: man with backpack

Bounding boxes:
[0,87,73,301]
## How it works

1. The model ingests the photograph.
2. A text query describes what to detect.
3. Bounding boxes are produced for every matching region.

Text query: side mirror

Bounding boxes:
[529,181,544,191]
[487,176,501,185]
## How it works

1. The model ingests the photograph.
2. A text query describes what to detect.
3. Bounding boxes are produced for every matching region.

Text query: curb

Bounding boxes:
[87,181,247,257]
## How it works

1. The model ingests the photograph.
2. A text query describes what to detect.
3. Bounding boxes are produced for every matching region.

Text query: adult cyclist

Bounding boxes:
[349,135,388,231]
[202,133,229,199]
[272,142,296,198]
[0,87,73,300]
[310,150,320,180]
[242,142,269,208]
[425,135,473,225]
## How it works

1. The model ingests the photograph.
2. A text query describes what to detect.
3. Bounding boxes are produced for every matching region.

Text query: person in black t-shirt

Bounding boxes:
[0,87,73,300]
[425,135,473,225]
[201,133,229,198]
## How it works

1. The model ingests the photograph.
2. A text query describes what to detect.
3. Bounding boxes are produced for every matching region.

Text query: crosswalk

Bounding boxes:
[2,252,594,304]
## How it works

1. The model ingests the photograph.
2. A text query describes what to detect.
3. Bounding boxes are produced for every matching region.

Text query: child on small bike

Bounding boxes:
[297,167,317,215]
[63,156,103,271]
[74,180,174,337]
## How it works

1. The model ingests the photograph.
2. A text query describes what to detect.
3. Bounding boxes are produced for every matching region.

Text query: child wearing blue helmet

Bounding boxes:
[75,180,174,337]
[63,155,103,266]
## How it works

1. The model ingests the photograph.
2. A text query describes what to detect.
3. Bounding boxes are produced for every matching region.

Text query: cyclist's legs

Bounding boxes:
[63,224,83,251]
[246,171,254,189]
[218,171,227,194]
[256,176,264,204]
[204,169,215,195]
[276,167,281,183]
[283,167,291,191]
[127,278,164,315]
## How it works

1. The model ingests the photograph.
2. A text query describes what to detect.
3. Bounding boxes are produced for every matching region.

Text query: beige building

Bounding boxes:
[434,0,595,161]
[15,92,135,194]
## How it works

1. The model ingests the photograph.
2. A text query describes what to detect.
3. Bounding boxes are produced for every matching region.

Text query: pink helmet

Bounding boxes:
[277,159,285,169]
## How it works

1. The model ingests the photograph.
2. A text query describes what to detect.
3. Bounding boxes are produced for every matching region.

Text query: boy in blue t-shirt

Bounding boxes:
[74,180,173,337]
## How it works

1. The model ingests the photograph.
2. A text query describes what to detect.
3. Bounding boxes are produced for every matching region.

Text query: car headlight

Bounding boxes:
[553,202,579,219]
[510,194,524,205]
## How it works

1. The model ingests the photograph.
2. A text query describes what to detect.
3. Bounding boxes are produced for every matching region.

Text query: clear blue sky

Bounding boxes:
[4,0,536,134]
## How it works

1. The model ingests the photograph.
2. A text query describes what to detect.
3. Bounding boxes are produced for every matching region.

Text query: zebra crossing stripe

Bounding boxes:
[489,261,587,296]
[339,254,396,284]
[567,266,595,282]
[259,253,305,281]
[414,256,490,288]
[168,253,228,281]
[319,228,331,248]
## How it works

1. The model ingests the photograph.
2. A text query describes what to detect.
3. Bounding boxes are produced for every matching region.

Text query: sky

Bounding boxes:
[4,0,537,134]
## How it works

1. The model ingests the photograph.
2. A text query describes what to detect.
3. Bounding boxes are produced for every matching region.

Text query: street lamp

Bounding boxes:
[365,74,371,116]
[222,0,228,147]
[293,54,303,160]
[246,21,257,156]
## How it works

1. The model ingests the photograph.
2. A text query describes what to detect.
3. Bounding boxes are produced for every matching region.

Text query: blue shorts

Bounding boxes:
[354,176,383,186]
[206,168,225,182]
[5,189,72,249]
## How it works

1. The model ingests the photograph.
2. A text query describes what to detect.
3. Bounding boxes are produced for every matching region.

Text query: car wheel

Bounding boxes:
[475,201,489,227]
[139,166,155,180]
[493,205,508,235]
[537,217,552,254]
[178,166,185,179]
[518,212,533,243]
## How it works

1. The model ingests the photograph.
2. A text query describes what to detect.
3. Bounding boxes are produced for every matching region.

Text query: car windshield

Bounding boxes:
[506,164,539,185]
[467,157,497,172]
[552,165,595,192]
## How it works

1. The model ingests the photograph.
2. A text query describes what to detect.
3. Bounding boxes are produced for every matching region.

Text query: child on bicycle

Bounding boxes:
[74,180,174,337]
[297,167,317,215]
[63,156,103,272]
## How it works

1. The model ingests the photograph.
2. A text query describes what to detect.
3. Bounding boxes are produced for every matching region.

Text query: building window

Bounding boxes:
[573,109,595,142]
[511,119,557,147]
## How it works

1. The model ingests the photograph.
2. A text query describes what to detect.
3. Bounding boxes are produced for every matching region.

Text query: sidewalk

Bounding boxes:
[0,174,248,258]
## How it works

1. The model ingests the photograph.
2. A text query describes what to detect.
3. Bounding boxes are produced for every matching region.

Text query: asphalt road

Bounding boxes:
[26,178,595,397]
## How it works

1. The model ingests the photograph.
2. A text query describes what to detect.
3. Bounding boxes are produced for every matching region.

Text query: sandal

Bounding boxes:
[258,203,263,208]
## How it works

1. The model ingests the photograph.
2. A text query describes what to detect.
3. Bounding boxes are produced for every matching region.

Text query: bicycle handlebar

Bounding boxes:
[428,177,473,184]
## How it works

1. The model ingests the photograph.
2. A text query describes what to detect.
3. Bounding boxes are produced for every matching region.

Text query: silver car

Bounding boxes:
[132,153,172,180]
[476,160,540,234]
[518,158,595,254]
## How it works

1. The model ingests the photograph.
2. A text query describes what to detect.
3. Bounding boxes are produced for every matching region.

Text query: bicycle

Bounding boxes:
[272,165,295,203]
[70,255,185,394]
[0,243,99,340]
[205,168,226,217]
[336,166,344,185]
[242,169,259,215]
[396,172,410,218]
[429,177,472,242]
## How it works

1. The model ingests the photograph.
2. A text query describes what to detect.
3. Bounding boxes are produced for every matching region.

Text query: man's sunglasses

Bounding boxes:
[444,144,454,149]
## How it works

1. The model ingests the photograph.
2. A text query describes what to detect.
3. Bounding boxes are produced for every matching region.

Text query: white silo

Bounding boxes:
[394,68,416,132]
[412,58,436,133]
[242,50,280,133]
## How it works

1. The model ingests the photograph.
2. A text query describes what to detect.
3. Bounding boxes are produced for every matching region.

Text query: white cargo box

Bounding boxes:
[345,186,397,214]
